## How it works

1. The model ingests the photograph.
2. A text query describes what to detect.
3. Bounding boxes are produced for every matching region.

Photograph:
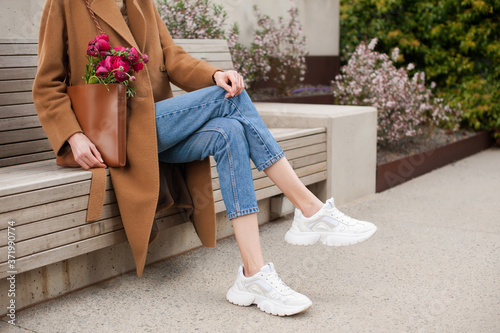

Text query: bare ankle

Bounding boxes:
[243,263,264,277]
[300,201,324,218]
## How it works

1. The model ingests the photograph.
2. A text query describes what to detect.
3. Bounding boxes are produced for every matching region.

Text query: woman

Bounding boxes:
[33,0,376,316]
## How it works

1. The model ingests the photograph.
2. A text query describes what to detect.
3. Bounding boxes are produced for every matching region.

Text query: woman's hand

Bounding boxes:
[213,70,245,98]
[67,133,106,169]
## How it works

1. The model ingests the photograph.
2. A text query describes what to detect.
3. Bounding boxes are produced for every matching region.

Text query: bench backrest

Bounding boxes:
[0,38,233,168]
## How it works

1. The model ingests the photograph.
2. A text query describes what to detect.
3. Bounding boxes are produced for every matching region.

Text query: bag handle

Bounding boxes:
[69,0,105,86]
[84,0,106,35]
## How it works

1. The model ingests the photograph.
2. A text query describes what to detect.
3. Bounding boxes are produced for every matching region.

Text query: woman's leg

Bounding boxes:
[264,157,324,218]
[159,117,265,275]
[231,213,265,277]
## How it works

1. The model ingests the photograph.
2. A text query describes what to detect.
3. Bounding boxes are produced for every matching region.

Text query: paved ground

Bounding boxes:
[1,148,499,333]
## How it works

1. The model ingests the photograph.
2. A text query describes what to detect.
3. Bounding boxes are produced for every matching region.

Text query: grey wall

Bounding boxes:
[0,0,339,56]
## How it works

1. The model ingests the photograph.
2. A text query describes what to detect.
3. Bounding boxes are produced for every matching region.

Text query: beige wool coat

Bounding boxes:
[33,0,221,277]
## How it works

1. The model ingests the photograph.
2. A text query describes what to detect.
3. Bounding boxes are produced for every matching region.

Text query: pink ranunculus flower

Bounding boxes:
[87,45,99,57]
[96,65,109,77]
[111,56,130,73]
[142,54,149,64]
[113,70,128,83]
[132,61,144,72]
[113,46,127,53]
[128,47,140,62]
[95,40,111,56]
[102,55,130,73]
[95,34,109,42]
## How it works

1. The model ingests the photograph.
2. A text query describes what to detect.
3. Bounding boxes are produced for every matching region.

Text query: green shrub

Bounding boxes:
[340,0,500,138]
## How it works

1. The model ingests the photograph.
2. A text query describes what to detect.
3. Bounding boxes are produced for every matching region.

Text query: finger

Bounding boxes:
[236,75,245,95]
[218,79,232,95]
[231,74,244,97]
[91,144,105,164]
[85,148,106,168]
[89,146,106,168]
[77,157,90,170]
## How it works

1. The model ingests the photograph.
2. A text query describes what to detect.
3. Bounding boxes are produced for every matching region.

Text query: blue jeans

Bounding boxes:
[155,86,284,220]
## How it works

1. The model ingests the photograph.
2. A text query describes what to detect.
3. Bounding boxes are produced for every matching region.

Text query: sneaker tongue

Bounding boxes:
[325,198,335,209]
[261,263,273,273]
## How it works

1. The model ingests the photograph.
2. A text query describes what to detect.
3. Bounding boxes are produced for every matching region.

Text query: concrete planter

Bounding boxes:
[253,94,334,104]
[376,131,495,192]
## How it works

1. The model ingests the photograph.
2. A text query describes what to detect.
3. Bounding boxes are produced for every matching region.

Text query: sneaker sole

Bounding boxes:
[284,226,377,247]
[226,286,312,316]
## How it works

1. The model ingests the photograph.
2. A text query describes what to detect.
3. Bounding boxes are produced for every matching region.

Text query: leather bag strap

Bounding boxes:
[84,0,106,35]
[86,168,107,222]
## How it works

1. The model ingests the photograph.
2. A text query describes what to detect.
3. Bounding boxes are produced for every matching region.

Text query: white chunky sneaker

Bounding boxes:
[226,263,312,316]
[285,198,377,246]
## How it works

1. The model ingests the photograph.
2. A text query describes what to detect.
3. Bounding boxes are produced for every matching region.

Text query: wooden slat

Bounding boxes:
[184,52,232,62]
[0,178,114,215]
[173,39,228,50]
[0,180,92,213]
[0,211,192,278]
[0,230,128,279]
[285,143,327,160]
[212,152,327,190]
[0,138,52,158]
[0,205,192,260]
[204,61,234,70]
[0,38,38,44]
[278,133,326,151]
[214,171,327,213]
[0,160,100,197]
[0,217,125,260]
[0,55,38,68]
[0,115,41,131]
[0,79,34,93]
[0,68,37,81]
[0,43,37,56]
[210,128,326,168]
[0,190,117,229]
[269,127,326,141]
[0,104,36,118]
[212,149,327,189]
[5,194,179,244]
[213,162,327,202]
[0,127,46,144]
[154,206,184,219]
[154,212,187,231]
[0,151,54,167]
[0,204,120,246]
[0,91,33,106]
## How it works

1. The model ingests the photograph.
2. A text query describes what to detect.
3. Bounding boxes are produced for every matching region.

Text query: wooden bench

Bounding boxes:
[0,38,327,282]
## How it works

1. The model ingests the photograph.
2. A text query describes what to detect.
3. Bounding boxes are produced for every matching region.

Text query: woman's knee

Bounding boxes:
[209,118,248,155]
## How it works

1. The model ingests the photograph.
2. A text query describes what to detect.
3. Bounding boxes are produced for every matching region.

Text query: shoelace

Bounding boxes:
[265,271,293,294]
[326,206,357,226]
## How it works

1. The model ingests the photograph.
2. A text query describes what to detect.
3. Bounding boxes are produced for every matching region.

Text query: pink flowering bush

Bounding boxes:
[158,0,226,39]
[84,35,148,98]
[158,0,307,94]
[226,23,271,90]
[244,4,307,94]
[332,38,461,146]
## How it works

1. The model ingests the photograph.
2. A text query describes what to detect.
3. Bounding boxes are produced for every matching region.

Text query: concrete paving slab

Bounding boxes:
[3,148,499,333]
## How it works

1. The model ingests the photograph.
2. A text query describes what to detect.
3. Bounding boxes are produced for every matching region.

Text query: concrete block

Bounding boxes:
[255,102,377,205]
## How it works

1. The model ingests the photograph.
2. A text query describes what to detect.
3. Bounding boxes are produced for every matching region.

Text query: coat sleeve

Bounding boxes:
[153,8,222,92]
[32,0,82,155]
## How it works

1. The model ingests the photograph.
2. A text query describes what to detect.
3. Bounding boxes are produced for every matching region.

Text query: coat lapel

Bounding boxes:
[89,0,140,51]
[126,0,147,53]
